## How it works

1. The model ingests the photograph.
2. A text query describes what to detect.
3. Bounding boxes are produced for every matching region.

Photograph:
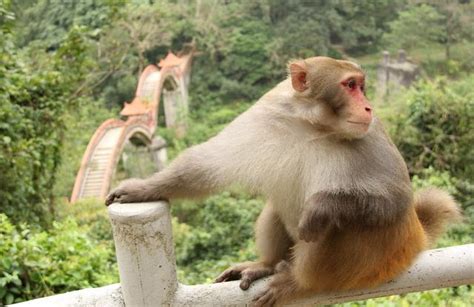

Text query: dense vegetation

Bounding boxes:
[0,0,472,305]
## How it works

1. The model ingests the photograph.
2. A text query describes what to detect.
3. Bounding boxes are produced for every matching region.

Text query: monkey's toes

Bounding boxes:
[252,288,277,307]
[214,269,242,283]
[215,262,274,290]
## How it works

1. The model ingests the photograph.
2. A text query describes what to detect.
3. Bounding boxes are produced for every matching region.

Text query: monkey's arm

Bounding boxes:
[298,189,411,242]
[106,106,275,206]
[105,144,226,205]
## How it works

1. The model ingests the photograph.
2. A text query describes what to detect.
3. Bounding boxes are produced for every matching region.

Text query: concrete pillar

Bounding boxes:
[163,77,188,138]
[382,50,390,65]
[149,136,167,171]
[398,49,407,63]
[108,202,177,306]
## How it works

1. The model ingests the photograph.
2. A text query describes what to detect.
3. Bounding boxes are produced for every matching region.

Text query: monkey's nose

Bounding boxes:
[365,107,372,113]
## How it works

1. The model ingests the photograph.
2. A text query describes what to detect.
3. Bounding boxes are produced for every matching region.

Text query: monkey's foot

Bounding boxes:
[105,178,155,206]
[252,261,302,307]
[215,261,275,290]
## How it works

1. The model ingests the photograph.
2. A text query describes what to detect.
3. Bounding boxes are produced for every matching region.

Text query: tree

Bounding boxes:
[382,4,445,51]
[432,1,474,59]
[384,2,474,59]
[0,4,92,225]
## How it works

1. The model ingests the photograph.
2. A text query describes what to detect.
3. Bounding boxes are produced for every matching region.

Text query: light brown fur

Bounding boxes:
[106,57,461,306]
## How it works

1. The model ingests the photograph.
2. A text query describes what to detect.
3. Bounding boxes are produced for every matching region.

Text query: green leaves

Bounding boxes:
[0,212,118,305]
[390,77,474,180]
[172,191,263,284]
[0,7,94,225]
[383,4,445,51]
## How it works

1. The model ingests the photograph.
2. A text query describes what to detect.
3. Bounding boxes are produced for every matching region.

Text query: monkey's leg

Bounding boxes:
[106,145,223,205]
[215,204,293,290]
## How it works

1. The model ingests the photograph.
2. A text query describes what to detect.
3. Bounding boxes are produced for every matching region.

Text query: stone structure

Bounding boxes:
[377,50,419,98]
[159,52,190,137]
[70,52,193,203]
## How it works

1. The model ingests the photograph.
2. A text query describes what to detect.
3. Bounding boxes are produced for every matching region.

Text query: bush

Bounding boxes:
[0,23,93,225]
[391,77,473,178]
[386,77,473,210]
[0,213,118,305]
[172,191,263,284]
[56,198,114,242]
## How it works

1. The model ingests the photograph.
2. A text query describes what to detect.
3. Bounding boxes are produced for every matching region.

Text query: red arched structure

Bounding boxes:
[70,52,193,202]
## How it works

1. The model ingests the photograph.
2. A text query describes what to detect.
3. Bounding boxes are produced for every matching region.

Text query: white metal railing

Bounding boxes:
[12,201,474,306]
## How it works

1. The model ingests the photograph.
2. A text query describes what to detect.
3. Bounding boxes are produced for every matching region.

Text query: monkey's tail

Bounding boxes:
[414,187,462,247]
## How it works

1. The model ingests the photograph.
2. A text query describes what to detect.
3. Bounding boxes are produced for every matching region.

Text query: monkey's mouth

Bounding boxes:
[347,120,370,126]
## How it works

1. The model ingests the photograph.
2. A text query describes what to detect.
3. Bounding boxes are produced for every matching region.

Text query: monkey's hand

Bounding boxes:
[215,261,275,290]
[105,178,162,206]
[297,203,335,242]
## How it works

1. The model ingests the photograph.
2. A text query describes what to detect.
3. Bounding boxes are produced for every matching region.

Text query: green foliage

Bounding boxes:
[56,198,115,243]
[382,2,474,62]
[173,192,263,264]
[411,167,458,195]
[383,4,445,51]
[0,21,93,225]
[11,0,120,49]
[388,77,473,180]
[337,285,473,306]
[329,0,407,54]
[0,213,118,304]
[172,191,263,284]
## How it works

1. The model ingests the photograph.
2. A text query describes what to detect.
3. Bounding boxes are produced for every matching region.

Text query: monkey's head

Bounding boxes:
[288,56,373,139]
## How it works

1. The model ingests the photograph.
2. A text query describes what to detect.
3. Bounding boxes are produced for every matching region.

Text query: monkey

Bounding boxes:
[106,56,461,306]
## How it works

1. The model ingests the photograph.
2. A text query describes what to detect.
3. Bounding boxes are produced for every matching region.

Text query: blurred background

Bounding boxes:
[0,0,472,305]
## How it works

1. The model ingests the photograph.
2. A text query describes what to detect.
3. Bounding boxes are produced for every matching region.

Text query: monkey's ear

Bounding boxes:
[289,60,308,92]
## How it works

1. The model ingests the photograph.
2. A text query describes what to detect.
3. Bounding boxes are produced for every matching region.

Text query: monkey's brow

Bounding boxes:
[342,73,365,81]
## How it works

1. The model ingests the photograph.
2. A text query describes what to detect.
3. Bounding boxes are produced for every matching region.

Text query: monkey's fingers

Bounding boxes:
[105,192,118,206]
[105,189,129,206]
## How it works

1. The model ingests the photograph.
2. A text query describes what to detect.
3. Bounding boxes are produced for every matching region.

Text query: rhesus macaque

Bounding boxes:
[106,57,461,306]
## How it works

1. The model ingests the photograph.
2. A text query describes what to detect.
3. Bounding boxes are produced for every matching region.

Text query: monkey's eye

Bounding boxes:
[347,79,356,90]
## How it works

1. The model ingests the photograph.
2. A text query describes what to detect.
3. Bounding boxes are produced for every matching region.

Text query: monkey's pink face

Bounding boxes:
[338,73,373,138]
[288,57,374,139]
